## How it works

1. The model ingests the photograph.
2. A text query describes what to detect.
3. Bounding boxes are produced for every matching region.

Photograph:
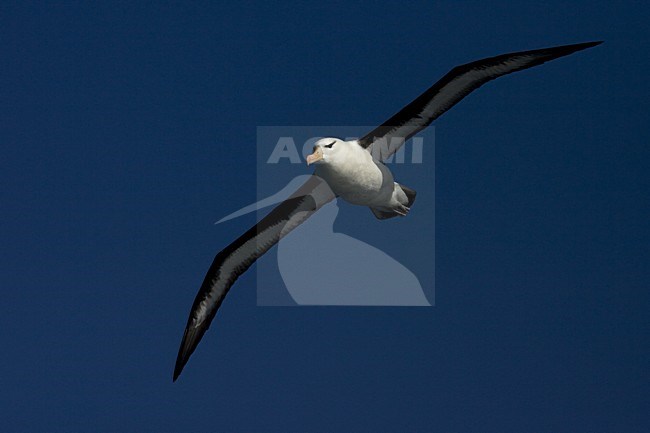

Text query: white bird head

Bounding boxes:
[306,137,346,166]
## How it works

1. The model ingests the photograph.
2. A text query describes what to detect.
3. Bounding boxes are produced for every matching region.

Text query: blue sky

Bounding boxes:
[1,1,648,432]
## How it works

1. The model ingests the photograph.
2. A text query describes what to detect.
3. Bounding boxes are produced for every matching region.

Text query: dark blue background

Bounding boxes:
[1,1,647,431]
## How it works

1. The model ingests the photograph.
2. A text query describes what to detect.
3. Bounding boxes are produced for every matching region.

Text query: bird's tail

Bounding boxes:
[398,183,417,208]
[369,183,417,220]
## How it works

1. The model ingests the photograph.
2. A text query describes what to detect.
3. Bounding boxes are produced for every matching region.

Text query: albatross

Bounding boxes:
[173,41,602,381]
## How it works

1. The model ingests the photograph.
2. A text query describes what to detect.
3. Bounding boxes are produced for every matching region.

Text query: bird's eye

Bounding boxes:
[324,141,336,148]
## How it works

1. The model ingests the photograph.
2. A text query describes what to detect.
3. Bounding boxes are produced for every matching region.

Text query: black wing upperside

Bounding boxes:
[359,41,602,160]
[173,175,335,381]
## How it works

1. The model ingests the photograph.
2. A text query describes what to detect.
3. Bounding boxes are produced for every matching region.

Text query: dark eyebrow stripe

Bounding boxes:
[325,141,335,148]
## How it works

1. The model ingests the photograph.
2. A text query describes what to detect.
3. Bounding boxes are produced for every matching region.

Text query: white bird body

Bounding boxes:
[312,139,413,217]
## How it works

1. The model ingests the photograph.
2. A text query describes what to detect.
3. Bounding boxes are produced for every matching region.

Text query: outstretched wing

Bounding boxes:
[358,41,602,160]
[174,175,335,381]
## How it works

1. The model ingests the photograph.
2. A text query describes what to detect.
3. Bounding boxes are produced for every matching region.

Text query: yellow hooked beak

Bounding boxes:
[306,146,324,166]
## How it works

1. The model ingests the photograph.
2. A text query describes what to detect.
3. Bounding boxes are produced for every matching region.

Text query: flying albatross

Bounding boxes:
[173,41,602,381]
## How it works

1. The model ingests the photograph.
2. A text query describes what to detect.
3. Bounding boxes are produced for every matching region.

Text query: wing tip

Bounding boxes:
[538,40,603,60]
[569,40,604,51]
[172,324,204,382]
[172,346,188,382]
[577,40,603,46]
[172,367,181,382]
